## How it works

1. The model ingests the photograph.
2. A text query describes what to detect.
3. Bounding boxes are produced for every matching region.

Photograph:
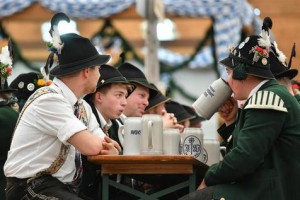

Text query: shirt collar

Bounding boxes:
[96,108,112,129]
[52,77,79,106]
[248,80,269,99]
[119,113,127,123]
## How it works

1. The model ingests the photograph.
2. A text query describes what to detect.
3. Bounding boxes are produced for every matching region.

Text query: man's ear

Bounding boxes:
[82,68,90,79]
[95,91,104,103]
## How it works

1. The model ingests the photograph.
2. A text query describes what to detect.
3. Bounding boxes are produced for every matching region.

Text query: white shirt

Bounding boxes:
[96,108,112,130]
[118,113,127,125]
[4,78,105,183]
[248,80,269,99]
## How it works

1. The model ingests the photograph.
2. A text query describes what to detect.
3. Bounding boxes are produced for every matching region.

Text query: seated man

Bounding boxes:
[165,100,195,128]
[4,13,120,200]
[145,83,184,131]
[180,17,300,200]
[81,64,134,199]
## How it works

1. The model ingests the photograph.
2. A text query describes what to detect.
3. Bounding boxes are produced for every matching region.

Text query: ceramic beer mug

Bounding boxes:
[140,114,163,155]
[181,128,204,161]
[118,117,142,155]
[192,78,232,120]
[201,138,225,166]
[163,128,181,155]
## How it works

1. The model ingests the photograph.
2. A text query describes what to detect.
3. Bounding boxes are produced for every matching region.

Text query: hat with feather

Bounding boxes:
[220,17,274,80]
[0,38,16,92]
[47,13,111,77]
[269,42,298,79]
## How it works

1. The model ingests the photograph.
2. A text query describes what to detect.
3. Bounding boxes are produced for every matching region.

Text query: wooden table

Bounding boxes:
[88,155,208,200]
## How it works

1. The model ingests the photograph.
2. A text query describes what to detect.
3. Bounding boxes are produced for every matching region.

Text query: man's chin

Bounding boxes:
[91,87,97,93]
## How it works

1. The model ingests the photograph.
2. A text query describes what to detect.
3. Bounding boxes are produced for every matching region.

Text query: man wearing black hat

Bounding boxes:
[218,42,300,155]
[182,104,204,128]
[180,17,300,200]
[165,100,195,128]
[85,64,134,146]
[4,13,120,200]
[80,64,134,199]
[269,42,299,98]
[118,62,158,119]
[118,63,180,128]
[145,83,184,131]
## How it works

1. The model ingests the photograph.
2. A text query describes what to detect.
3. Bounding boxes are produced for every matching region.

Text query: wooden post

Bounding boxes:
[144,0,160,85]
[145,18,159,84]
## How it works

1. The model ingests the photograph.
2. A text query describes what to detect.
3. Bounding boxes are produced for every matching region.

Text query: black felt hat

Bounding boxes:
[145,83,170,111]
[220,17,274,80]
[50,33,111,76]
[97,64,135,96]
[0,76,15,93]
[165,100,195,123]
[269,42,298,79]
[9,72,42,100]
[182,104,205,124]
[118,62,158,98]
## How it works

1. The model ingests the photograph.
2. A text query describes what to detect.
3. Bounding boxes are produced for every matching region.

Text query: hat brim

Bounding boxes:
[0,88,16,93]
[146,96,170,111]
[50,55,111,76]
[129,80,158,99]
[220,57,274,79]
[177,113,195,124]
[190,116,206,124]
[275,69,298,80]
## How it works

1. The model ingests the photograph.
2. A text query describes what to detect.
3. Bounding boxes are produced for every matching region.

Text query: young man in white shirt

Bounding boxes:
[4,14,120,199]
[81,64,134,199]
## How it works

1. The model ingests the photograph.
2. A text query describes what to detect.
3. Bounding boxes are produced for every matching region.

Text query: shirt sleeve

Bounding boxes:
[205,108,286,186]
[32,93,87,144]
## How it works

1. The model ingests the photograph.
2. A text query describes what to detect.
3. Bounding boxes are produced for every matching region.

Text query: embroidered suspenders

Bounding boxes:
[14,87,88,182]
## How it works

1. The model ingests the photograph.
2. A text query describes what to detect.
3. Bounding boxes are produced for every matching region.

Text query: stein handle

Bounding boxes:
[118,125,124,146]
[219,146,226,159]
[148,121,153,149]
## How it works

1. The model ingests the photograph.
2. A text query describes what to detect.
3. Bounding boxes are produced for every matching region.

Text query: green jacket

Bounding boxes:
[0,105,18,200]
[294,94,300,104]
[205,80,300,200]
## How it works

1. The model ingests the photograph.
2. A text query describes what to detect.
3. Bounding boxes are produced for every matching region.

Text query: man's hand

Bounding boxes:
[100,136,120,155]
[197,179,207,190]
[218,97,238,126]
[161,110,184,132]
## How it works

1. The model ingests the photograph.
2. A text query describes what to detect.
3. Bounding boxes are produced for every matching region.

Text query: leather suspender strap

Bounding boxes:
[12,87,71,183]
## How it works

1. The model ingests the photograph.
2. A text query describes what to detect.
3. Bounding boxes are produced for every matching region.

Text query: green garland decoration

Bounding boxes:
[169,77,198,101]
[0,21,38,72]
[160,25,214,74]
[91,19,218,75]
[91,20,144,66]
[210,17,220,78]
